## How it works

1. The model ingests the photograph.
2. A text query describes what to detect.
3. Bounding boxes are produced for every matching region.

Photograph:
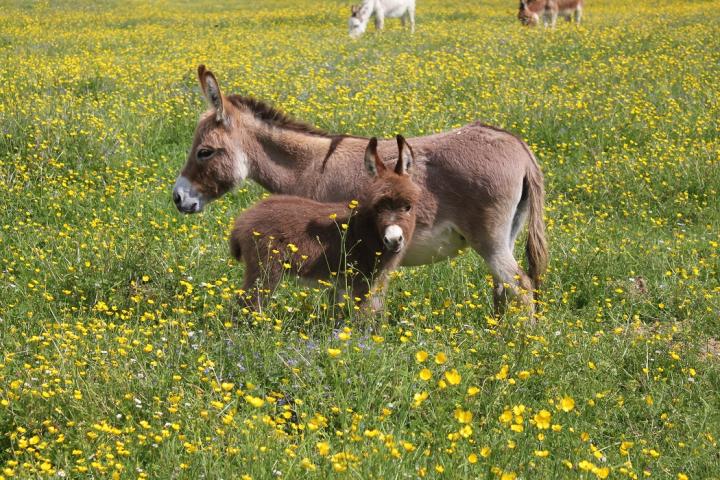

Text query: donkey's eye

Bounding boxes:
[197,148,215,161]
[403,205,412,212]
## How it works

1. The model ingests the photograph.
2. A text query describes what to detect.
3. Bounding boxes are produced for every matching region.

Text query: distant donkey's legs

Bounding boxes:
[407,7,416,33]
[549,11,559,27]
[574,6,582,24]
[375,12,385,30]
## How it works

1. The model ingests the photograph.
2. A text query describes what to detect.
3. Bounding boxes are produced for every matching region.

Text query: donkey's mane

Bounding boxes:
[228,95,346,138]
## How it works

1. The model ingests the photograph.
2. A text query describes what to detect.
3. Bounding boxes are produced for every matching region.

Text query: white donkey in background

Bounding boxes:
[348,0,416,38]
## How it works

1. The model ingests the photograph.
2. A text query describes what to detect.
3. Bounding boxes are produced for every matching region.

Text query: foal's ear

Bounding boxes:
[364,137,385,177]
[197,65,225,123]
[395,135,413,175]
[351,4,359,15]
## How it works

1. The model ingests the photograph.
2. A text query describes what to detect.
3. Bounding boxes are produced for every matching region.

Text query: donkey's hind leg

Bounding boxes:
[488,248,533,315]
[470,231,534,316]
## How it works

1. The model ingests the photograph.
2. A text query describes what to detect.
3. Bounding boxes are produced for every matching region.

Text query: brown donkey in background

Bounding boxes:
[174,66,548,314]
[229,136,420,311]
[518,0,583,27]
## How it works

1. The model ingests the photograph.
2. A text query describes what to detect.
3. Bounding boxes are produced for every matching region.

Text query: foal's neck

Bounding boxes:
[345,206,386,257]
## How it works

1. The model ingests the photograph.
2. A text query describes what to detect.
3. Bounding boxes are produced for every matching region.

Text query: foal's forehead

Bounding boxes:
[375,175,420,203]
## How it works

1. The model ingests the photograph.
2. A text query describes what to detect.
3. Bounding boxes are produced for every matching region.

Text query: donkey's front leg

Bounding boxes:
[549,11,558,28]
[374,12,385,31]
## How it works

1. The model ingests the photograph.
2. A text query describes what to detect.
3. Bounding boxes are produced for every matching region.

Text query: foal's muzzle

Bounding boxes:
[383,225,405,253]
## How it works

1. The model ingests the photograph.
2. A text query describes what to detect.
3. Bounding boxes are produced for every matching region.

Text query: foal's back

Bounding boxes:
[231,196,349,277]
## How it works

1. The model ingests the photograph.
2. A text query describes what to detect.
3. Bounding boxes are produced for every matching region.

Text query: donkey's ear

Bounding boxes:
[351,4,359,15]
[364,137,385,177]
[395,135,413,175]
[198,65,225,123]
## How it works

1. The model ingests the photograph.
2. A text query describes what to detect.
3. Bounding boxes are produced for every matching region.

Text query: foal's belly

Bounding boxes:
[401,223,468,267]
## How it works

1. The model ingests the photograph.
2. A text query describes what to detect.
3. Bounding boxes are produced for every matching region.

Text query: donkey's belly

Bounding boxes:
[401,223,468,267]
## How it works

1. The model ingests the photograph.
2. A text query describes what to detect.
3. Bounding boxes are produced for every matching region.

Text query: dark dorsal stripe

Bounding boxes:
[227,95,333,137]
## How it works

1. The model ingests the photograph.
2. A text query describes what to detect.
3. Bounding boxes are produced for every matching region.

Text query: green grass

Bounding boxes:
[0,0,719,478]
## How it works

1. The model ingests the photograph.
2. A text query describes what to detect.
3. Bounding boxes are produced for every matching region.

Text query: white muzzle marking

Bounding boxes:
[172,175,205,213]
[383,225,405,252]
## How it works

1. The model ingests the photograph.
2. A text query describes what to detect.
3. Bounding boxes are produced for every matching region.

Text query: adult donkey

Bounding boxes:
[349,0,416,38]
[518,0,583,27]
[173,66,548,313]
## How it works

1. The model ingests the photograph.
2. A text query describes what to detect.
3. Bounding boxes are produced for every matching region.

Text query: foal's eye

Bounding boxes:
[197,148,215,161]
[403,205,412,212]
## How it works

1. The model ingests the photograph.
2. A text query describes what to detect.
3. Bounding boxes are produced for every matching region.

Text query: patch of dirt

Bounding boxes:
[700,338,720,360]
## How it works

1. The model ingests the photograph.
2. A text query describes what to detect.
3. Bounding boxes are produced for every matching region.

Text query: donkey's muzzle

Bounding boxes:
[174,196,200,214]
[173,175,204,214]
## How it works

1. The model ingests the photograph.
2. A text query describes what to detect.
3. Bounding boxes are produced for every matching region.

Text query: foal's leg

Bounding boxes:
[240,262,281,314]
[350,282,383,330]
[574,6,582,24]
[240,266,262,311]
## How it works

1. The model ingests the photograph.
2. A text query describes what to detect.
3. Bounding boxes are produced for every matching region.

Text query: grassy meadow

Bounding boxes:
[1,0,719,478]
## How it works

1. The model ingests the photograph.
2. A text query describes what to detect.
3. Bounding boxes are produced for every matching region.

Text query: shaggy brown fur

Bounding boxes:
[230,136,420,310]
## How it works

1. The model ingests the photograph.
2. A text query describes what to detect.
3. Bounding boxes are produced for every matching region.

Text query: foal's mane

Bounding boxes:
[227,94,343,138]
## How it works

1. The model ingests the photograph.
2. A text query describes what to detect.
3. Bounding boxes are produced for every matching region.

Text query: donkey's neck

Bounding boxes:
[250,127,333,194]
[356,0,375,25]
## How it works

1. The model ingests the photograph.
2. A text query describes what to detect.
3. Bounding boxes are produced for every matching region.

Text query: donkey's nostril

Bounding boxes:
[173,191,181,205]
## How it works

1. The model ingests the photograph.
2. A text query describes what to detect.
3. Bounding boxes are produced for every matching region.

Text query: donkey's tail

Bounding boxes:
[524,149,548,290]
[229,233,242,262]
